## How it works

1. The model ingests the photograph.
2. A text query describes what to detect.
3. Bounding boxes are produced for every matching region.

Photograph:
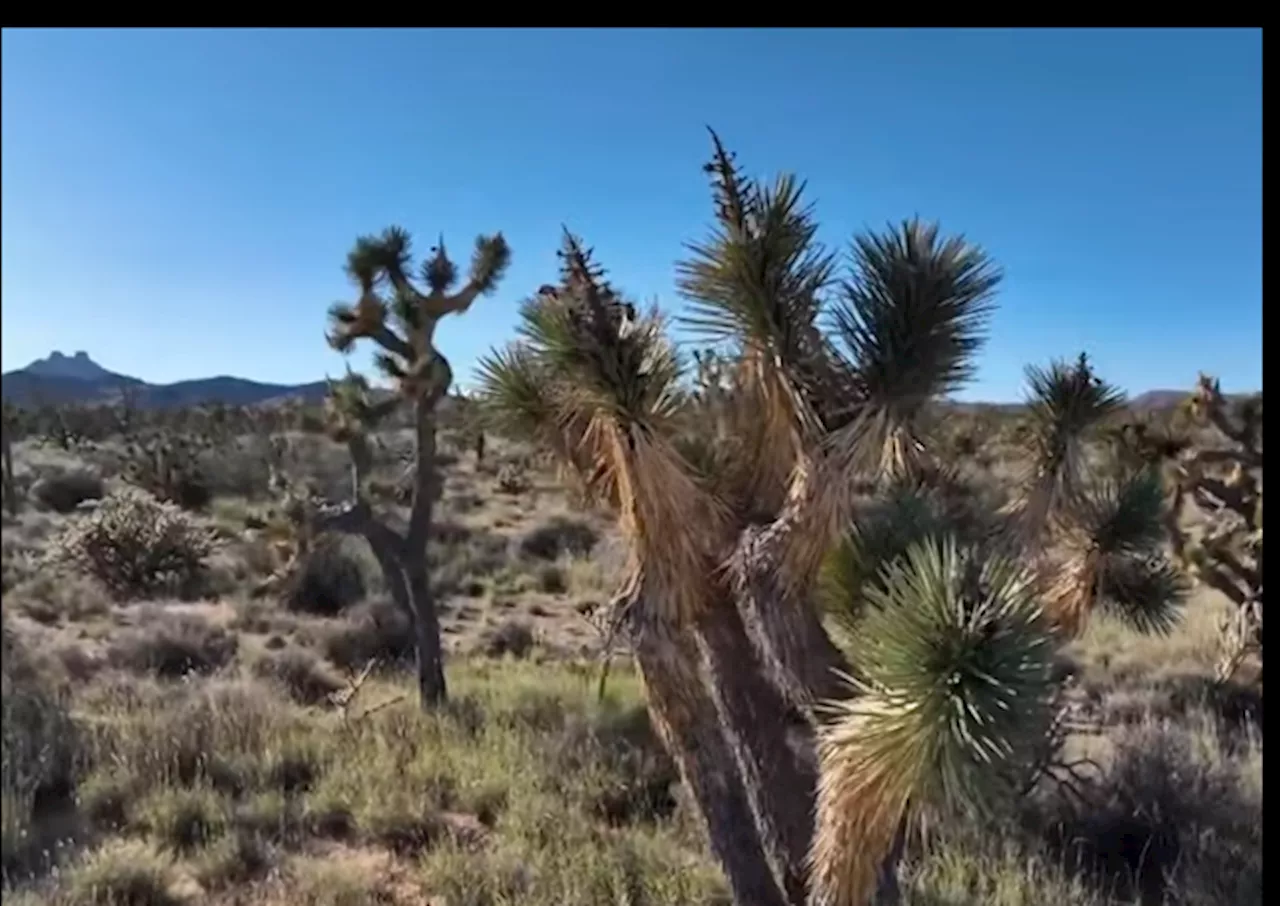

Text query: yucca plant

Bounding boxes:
[475,133,1186,906]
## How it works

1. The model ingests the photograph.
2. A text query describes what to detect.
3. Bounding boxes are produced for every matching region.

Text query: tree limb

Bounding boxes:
[424,282,484,318]
[369,324,414,361]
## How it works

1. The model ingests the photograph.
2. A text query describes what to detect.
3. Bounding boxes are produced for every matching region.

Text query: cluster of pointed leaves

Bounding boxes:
[821,391,1187,647]
[1006,353,1126,542]
[477,231,728,624]
[675,132,1002,520]
[1044,467,1188,635]
[986,353,1189,635]
[327,225,509,400]
[812,538,1057,906]
[818,481,967,637]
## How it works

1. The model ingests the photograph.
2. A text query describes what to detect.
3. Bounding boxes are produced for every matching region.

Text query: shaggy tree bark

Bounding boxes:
[728,474,851,715]
[695,602,820,906]
[627,606,792,906]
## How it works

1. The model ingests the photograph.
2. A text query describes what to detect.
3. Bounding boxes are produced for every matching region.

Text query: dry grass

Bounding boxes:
[0,425,1261,905]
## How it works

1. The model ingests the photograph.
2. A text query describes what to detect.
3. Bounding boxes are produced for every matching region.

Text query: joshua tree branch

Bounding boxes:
[1196,562,1250,607]
[424,282,484,318]
[369,324,414,361]
[384,265,421,304]
[1192,478,1251,517]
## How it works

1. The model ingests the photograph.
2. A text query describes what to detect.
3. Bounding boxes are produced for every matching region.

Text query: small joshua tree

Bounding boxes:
[277,226,509,709]
[2,402,23,516]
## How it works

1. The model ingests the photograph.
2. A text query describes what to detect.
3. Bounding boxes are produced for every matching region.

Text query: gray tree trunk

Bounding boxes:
[405,560,447,708]
[695,603,819,906]
[629,614,792,906]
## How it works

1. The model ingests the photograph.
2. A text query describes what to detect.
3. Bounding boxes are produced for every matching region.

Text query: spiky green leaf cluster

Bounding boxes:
[1097,554,1189,635]
[825,538,1056,820]
[1012,353,1125,531]
[831,220,999,422]
[822,222,1000,486]
[326,225,509,397]
[522,256,685,434]
[1065,467,1167,556]
[819,485,954,635]
[677,131,834,380]
[1043,465,1188,635]
[481,231,687,455]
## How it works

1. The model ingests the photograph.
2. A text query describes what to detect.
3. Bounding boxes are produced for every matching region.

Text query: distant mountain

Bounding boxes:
[22,350,134,383]
[2,351,329,409]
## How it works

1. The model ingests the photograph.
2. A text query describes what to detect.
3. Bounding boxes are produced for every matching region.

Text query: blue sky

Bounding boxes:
[1,28,1261,401]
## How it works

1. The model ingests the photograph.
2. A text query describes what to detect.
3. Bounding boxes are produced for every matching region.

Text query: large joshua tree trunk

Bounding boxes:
[694,602,821,906]
[730,482,853,711]
[628,609,793,906]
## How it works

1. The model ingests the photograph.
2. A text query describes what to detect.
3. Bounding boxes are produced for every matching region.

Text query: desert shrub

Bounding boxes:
[77,771,133,832]
[1040,715,1262,905]
[321,597,413,671]
[496,461,531,494]
[430,523,510,598]
[284,538,367,616]
[253,646,345,706]
[190,826,273,890]
[481,619,535,659]
[61,839,186,906]
[447,490,484,514]
[535,563,567,594]
[123,434,213,512]
[7,573,110,625]
[31,471,104,514]
[547,705,679,826]
[137,785,227,853]
[52,489,214,599]
[197,437,274,500]
[519,516,599,561]
[1,622,79,880]
[75,677,285,795]
[107,611,238,679]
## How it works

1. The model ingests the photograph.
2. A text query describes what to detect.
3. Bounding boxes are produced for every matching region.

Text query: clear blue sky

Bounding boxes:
[1,28,1261,401]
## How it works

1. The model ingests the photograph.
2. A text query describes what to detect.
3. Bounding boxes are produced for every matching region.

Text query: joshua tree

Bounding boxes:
[2,402,23,516]
[271,226,509,709]
[476,132,1184,906]
[1111,376,1263,683]
[111,378,143,438]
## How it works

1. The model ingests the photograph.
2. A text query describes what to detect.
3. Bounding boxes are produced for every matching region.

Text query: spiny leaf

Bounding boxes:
[818,485,953,638]
[469,233,511,295]
[1098,554,1188,636]
[1064,468,1167,558]
[811,538,1056,906]
[1010,353,1126,542]
[825,218,998,485]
